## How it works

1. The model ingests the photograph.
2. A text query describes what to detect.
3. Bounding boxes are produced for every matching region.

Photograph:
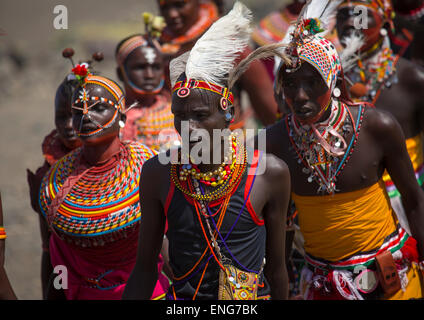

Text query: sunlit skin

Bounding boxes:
[158,0,200,37]
[282,63,332,124]
[263,59,424,261]
[171,89,231,172]
[123,89,291,300]
[71,84,124,164]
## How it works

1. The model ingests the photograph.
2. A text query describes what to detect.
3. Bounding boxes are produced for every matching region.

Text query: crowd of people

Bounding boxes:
[1,0,424,300]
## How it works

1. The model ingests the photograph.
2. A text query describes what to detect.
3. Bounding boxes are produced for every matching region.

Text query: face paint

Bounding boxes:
[142,47,157,64]
[72,76,125,137]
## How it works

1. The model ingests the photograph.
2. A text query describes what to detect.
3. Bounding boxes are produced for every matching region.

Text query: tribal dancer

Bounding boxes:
[27,49,86,298]
[123,2,291,300]
[251,0,342,81]
[38,61,168,299]
[336,0,424,236]
[0,192,17,300]
[234,0,424,300]
[116,13,180,152]
[158,0,280,127]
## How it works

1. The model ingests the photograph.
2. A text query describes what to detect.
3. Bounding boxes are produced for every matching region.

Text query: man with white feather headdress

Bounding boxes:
[123,2,291,300]
[231,0,424,300]
[336,0,424,239]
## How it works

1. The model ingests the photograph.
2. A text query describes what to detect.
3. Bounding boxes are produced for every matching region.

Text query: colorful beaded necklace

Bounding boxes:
[171,133,247,202]
[286,101,365,194]
[133,97,180,151]
[178,134,237,188]
[160,2,219,55]
[347,37,399,103]
[39,141,156,247]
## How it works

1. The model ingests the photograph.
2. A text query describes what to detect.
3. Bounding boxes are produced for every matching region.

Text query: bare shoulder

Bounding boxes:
[398,58,424,89]
[261,152,290,188]
[140,152,172,195]
[362,106,404,142]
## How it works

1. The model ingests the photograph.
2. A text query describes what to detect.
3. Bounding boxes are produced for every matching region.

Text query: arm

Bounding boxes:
[262,155,291,299]
[27,162,50,215]
[239,47,278,126]
[160,236,174,280]
[122,159,167,300]
[372,109,424,260]
[0,193,17,300]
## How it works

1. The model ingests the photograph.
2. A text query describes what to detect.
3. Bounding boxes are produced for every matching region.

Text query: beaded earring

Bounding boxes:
[225,112,233,122]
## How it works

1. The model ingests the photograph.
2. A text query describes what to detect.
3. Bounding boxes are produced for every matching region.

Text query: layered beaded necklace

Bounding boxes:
[160,2,219,56]
[171,133,247,202]
[39,141,155,247]
[287,100,364,194]
[347,37,398,103]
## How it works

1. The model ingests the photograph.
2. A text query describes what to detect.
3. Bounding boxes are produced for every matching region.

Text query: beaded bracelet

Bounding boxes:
[0,226,7,240]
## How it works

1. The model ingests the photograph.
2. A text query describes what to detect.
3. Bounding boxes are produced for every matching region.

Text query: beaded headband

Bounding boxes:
[82,75,125,111]
[72,75,125,137]
[172,78,234,110]
[116,35,148,66]
[297,35,342,92]
[277,1,342,93]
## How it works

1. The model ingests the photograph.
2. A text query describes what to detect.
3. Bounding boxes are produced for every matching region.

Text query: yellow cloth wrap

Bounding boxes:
[292,180,398,262]
[382,133,424,186]
[388,264,424,300]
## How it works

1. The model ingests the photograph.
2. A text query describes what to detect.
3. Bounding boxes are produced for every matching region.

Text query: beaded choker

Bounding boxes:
[179,134,237,187]
[171,133,247,202]
[287,101,364,194]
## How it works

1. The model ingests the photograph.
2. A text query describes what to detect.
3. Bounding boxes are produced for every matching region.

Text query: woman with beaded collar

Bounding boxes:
[336,0,424,237]
[37,62,168,299]
[235,0,424,300]
[116,14,180,152]
[123,2,291,300]
[26,48,88,298]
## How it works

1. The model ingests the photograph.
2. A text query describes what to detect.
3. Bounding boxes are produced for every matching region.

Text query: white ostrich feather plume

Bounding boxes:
[301,0,343,36]
[169,51,190,88]
[176,1,252,87]
[340,32,365,72]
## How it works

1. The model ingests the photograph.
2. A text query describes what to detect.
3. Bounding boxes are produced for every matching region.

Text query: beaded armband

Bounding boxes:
[0,227,6,240]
